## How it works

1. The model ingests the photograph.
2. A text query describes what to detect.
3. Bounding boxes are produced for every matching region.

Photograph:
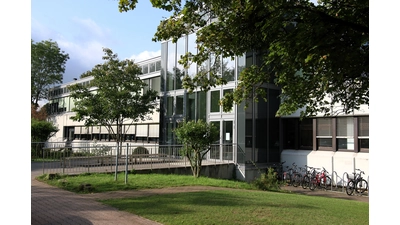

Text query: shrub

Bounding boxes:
[252,167,280,191]
[133,146,149,156]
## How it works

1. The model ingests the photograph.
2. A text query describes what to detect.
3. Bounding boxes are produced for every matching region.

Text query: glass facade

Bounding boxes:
[159,37,282,164]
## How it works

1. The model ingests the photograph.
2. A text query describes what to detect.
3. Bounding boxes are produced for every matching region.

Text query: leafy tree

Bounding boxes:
[31,103,48,121]
[68,48,159,179]
[31,39,70,107]
[118,0,368,117]
[174,120,219,178]
[31,118,59,142]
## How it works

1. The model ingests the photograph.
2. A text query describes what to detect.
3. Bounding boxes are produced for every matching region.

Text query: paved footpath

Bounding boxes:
[31,163,162,225]
[31,162,368,225]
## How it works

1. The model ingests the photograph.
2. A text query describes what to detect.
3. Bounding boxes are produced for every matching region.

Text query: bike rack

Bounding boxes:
[329,170,340,191]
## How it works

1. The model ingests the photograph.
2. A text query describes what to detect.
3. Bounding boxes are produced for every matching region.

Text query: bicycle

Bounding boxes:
[301,165,315,189]
[284,163,302,187]
[346,169,369,196]
[309,167,332,191]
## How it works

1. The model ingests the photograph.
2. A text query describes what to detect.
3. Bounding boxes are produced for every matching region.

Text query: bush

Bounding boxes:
[252,167,280,191]
[133,146,149,156]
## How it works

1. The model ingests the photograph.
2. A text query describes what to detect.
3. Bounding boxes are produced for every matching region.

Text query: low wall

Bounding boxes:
[134,163,236,180]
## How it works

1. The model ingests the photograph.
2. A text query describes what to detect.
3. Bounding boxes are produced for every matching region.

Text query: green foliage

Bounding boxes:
[68,48,159,155]
[31,39,69,107]
[133,146,149,155]
[92,143,112,156]
[252,167,280,191]
[31,118,59,142]
[174,120,219,177]
[119,0,368,117]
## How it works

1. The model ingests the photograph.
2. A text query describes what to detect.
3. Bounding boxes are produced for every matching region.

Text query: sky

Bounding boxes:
[31,0,172,83]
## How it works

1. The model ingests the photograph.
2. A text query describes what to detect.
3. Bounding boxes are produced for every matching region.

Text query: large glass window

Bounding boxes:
[197,91,207,121]
[222,89,233,112]
[166,96,174,116]
[188,33,197,78]
[149,62,156,73]
[186,92,196,121]
[151,76,161,93]
[156,61,161,71]
[358,116,369,151]
[142,64,148,74]
[167,41,175,91]
[299,119,313,149]
[210,90,220,112]
[317,118,332,149]
[176,95,184,115]
[337,117,354,150]
[223,57,235,82]
[176,37,186,90]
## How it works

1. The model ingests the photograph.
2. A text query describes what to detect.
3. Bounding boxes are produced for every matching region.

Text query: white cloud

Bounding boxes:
[129,50,161,62]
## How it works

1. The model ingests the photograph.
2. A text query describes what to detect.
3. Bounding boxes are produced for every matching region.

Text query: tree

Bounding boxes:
[68,48,159,180]
[118,0,368,117]
[31,118,59,142]
[31,103,48,121]
[174,120,219,177]
[31,39,70,107]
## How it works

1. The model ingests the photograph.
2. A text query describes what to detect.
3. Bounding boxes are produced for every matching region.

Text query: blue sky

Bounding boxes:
[31,0,172,83]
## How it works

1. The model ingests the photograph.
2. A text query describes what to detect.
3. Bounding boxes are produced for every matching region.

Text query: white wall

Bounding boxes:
[281,150,369,186]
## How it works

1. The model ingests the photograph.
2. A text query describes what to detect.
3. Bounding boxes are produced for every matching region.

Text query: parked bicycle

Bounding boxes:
[309,167,332,191]
[346,169,369,196]
[301,165,315,189]
[283,163,302,187]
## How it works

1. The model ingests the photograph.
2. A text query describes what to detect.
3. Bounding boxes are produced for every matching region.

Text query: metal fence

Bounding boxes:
[31,142,237,175]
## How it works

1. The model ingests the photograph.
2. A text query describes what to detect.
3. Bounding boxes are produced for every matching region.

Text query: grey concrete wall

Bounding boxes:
[134,163,236,180]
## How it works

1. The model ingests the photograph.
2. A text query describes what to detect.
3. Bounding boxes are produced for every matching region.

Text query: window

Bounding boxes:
[210,90,220,112]
[149,62,156,73]
[142,64,148,74]
[336,117,354,150]
[223,89,233,112]
[299,119,313,149]
[166,96,174,116]
[358,116,369,151]
[156,61,161,71]
[317,118,332,150]
[176,95,184,115]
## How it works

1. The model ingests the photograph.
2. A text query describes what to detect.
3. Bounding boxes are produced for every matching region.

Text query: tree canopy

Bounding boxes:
[118,0,368,117]
[68,47,158,151]
[174,119,219,177]
[31,39,70,107]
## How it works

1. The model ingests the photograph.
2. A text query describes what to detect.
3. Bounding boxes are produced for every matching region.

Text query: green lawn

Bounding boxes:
[37,172,369,225]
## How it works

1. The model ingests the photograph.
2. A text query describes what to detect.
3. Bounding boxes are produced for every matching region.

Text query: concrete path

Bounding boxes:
[31,162,161,225]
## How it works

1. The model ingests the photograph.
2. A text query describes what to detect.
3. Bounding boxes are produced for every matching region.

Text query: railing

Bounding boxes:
[31,142,237,175]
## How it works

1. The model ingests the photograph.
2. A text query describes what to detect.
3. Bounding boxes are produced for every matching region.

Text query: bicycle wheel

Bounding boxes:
[346,180,355,196]
[302,176,310,189]
[292,174,301,187]
[355,179,368,194]
[309,177,317,191]
[323,176,332,190]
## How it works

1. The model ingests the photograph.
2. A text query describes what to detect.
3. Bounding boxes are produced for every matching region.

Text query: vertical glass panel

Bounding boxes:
[151,76,161,93]
[223,121,233,144]
[167,41,175,91]
[161,43,168,92]
[175,37,186,90]
[166,122,174,144]
[156,61,161,71]
[143,79,150,94]
[237,55,245,79]
[210,90,220,112]
[222,57,235,82]
[223,89,233,112]
[188,33,197,78]
[299,118,313,149]
[318,138,332,147]
[197,91,207,121]
[210,53,222,79]
[358,116,369,136]
[337,117,354,136]
[142,64,148,74]
[210,121,220,159]
[149,62,156,73]
[167,96,174,116]
[317,118,332,136]
[186,92,196,121]
[176,95,184,115]
[246,52,254,67]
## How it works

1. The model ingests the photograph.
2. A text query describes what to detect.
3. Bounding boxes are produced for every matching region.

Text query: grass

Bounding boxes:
[36,172,369,225]
[101,190,368,225]
[36,172,257,193]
